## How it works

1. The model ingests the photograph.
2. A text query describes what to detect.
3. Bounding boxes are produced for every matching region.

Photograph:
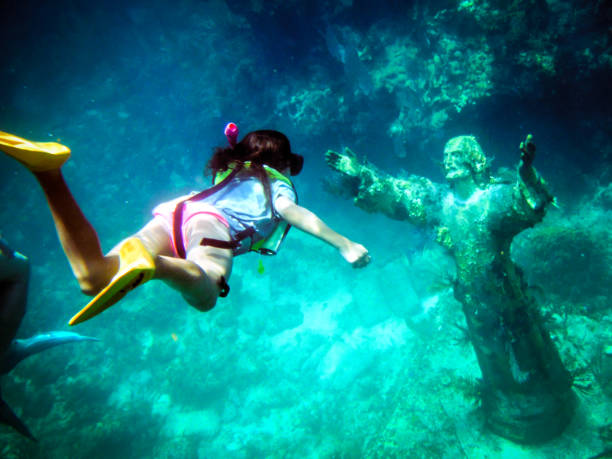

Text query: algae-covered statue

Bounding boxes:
[325,134,576,444]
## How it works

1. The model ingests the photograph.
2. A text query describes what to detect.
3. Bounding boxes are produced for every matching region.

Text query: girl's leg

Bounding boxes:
[154,215,233,311]
[34,169,118,294]
[115,217,175,259]
[67,218,169,325]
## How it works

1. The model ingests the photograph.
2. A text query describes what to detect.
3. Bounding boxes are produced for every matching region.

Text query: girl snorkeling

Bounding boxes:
[0,125,370,324]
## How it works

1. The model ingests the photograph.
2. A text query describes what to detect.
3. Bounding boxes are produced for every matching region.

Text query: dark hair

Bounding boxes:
[207,130,303,176]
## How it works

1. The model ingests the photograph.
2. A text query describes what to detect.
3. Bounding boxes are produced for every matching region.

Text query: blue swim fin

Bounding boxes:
[1,331,98,375]
[0,331,97,440]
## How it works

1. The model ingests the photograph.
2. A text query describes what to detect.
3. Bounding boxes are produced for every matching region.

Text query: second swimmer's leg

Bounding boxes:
[154,215,233,311]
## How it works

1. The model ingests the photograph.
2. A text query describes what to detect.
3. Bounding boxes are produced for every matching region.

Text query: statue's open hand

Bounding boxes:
[519,134,536,166]
[325,148,360,177]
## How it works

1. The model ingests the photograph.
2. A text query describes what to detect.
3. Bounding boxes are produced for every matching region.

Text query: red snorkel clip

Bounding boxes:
[224,122,239,147]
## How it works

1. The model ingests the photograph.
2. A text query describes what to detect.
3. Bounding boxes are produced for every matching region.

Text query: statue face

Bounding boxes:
[443,136,490,185]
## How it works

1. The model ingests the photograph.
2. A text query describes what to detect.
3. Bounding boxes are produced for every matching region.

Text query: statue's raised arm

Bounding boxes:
[325,147,443,228]
[487,134,555,236]
[516,134,554,213]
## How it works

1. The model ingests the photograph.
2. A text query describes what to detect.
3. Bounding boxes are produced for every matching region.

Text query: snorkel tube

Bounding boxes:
[224,122,239,147]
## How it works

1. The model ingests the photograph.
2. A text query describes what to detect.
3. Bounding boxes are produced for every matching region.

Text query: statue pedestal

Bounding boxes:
[483,385,577,444]
[457,269,577,444]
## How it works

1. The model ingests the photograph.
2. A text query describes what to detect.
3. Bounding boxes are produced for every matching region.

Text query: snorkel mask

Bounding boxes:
[289,152,303,175]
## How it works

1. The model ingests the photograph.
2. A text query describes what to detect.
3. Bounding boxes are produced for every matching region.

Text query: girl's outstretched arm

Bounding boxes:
[275,197,370,268]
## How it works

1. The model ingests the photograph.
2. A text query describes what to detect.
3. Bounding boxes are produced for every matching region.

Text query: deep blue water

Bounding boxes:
[1,0,611,457]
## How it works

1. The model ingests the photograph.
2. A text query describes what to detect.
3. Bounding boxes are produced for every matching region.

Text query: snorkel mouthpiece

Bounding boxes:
[224,122,239,147]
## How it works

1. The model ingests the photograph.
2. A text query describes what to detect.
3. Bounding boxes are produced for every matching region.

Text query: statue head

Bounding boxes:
[443,135,490,189]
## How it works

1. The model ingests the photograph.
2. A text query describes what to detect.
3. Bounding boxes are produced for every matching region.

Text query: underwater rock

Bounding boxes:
[276,84,348,135]
[162,409,220,439]
[594,183,612,210]
[593,341,612,398]
[325,25,373,96]
[370,30,493,148]
[514,214,611,307]
[318,319,409,389]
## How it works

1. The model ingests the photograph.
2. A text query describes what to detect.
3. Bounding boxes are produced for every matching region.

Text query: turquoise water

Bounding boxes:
[1,1,611,457]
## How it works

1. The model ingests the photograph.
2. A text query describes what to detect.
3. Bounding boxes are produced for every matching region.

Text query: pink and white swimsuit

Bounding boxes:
[152,169,296,256]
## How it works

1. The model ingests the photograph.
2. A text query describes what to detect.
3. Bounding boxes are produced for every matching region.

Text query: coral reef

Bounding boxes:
[371,32,493,155]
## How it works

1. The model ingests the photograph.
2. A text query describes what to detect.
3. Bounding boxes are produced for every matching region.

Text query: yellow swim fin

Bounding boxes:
[69,238,155,326]
[0,130,71,171]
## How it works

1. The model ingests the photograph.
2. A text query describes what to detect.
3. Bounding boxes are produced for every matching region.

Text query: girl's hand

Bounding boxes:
[340,241,370,268]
